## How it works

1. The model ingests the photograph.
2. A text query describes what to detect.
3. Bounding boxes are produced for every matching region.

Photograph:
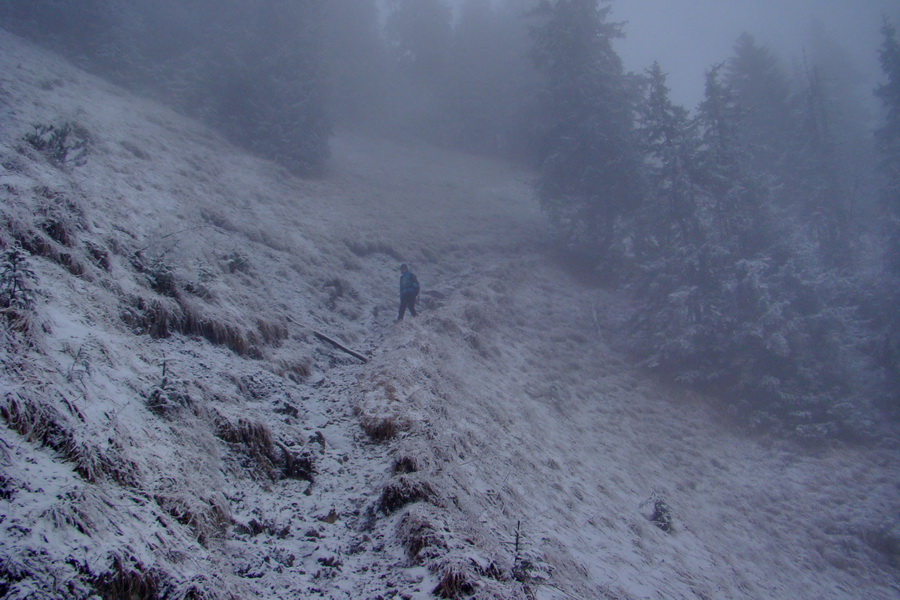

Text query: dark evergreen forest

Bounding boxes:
[2,0,897,440]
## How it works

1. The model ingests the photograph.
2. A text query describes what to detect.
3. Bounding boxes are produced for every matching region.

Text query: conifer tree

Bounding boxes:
[529,0,642,261]
[629,63,710,377]
[725,33,792,171]
[875,19,900,408]
[876,19,900,267]
[695,64,773,260]
[635,62,700,250]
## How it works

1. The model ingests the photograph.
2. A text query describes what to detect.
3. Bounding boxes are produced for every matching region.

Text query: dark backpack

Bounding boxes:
[409,273,420,295]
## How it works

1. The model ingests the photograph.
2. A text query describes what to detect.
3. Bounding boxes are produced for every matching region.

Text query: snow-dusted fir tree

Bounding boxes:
[529,0,642,262]
[725,33,793,172]
[875,19,900,410]
[634,62,701,256]
[628,63,710,377]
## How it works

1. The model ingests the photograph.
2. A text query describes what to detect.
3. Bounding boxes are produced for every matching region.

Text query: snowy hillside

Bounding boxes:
[1,30,898,600]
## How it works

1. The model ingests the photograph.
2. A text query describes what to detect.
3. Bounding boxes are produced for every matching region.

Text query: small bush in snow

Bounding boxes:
[1,391,140,487]
[0,244,36,312]
[214,414,315,482]
[147,374,194,418]
[223,250,251,274]
[146,257,178,297]
[92,555,164,600]
[641,490,674,533]
[85,240,111,271]
[23,121,91,166]
[273,357,312,383]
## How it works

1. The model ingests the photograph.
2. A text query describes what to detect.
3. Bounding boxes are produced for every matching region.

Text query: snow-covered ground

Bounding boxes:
[0,30,897,600]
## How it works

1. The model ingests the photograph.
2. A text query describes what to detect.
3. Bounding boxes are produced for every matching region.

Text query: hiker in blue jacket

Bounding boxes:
[398,263,419,320]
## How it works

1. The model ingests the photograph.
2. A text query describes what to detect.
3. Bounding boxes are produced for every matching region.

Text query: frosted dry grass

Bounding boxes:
[369,249,899,599]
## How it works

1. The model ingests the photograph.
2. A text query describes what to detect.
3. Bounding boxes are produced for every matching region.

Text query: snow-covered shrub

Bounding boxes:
[272,357,313,383]
[0,244,36,313]
[392,454,421,475]
[355,379,414,442]
[255,316,289,346]
[641,490,674,533]
[153,488,231,547]
[147,371,195,418]
[121,294,257,356]
[146,256,178,297]
[215,416,276,474]
[3,192,87,279]
[85,240,111,271]
[23,121,91,166]
[360,413,403,442]
[92,555,165,600]
[121,295,177,338]
[223,250,251,274]
[28,187,86,263]
[511,554,552,590]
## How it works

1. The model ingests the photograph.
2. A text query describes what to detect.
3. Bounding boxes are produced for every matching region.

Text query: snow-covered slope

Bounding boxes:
[0,30,897,600]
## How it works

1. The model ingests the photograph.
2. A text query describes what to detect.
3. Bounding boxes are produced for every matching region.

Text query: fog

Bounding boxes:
[610,0,900,108]
[0,2,899,597]
[0,0,897,451]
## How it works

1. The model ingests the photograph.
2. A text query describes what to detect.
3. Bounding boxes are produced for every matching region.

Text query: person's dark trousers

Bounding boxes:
[398,292,417,319]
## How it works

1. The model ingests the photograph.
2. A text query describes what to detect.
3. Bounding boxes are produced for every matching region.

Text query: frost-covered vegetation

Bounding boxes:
[3,0,893,439]
[0,3,899,600]
[526,2,899,440]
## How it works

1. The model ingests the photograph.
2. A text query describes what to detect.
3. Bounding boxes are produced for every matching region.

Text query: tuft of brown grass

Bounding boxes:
[392,455,421,475]
[216,417,274,464]
[153,491,230,546]
[272,358,312,382]
[432,560,478,600]
[398,508,448,564]
[214,415,314,482]
[359,414,401,442]
[355,379,412,442]
[92,555,163,600]
[122,295,258,356]
[85,241,111,271]
[1,391,141,487]
[378,475,437,515]
[256,317,288,345]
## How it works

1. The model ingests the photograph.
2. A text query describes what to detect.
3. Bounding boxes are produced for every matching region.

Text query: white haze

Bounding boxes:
[610,0,900,109]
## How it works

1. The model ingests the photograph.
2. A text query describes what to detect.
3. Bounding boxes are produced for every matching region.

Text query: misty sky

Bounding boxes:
[608,0,900,109]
